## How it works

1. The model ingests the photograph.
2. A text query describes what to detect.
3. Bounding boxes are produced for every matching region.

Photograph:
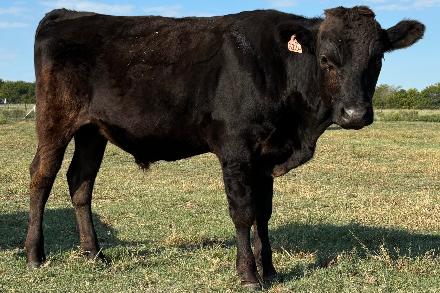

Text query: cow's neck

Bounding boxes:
[296,94,332,147]
[269,58,333,176]
[284,50,333,137]
[270,95,332,177]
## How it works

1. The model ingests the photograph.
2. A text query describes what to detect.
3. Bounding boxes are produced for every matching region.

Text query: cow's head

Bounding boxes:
[279,6,425,129]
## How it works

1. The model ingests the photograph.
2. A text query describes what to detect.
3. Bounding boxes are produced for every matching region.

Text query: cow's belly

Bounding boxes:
[92,111,210,166]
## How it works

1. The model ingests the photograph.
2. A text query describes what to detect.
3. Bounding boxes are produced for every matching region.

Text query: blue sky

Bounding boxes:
[0,0,438,89]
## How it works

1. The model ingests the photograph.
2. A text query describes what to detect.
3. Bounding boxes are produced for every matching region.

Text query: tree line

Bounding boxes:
[373,83,440,109]
[0,79,35,104]
[1,78,440,109]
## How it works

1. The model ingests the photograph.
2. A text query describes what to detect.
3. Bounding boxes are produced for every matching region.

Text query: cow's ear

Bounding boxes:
[277,22,315,53]
[385,20,425,52]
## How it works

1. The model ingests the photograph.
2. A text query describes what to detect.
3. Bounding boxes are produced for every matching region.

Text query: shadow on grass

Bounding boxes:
[1,209,439,285]
[269,222,440,282]
[173,238,235,251]
[0,208,120,253]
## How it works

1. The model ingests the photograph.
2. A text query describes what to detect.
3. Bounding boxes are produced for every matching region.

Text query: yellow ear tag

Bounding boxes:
[288,35,303,53]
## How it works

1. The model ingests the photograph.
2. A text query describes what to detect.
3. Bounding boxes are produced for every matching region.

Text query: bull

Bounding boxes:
[25,6,424,290]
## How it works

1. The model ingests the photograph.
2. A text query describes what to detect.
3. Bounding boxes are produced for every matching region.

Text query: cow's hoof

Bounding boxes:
[97,254,110,265]
[258,266,280,284]
[263,272,282,284]
[83,250,109,264]
[242,282,262,291]
[26,252,46,269]
[27,260,42,269]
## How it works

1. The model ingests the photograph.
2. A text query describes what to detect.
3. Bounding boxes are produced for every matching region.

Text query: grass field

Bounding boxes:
[1,120,440,292]
[2,105,440,124]
[375,109,440,122]
[0,104,35,124]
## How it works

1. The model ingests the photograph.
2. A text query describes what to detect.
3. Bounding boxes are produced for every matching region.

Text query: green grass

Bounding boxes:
[375,109,440,122]
[0,104,35,124]
[1,121,440,292]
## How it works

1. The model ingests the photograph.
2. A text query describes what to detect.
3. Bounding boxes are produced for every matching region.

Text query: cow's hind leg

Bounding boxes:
[66,125,107,260]
[26,142,69,267]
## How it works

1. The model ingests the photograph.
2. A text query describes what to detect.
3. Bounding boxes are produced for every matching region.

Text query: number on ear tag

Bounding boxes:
[288,35,303,53]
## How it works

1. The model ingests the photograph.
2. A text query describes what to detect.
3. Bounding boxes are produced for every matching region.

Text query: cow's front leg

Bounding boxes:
[221,158,261,290]
[253,174,277,281]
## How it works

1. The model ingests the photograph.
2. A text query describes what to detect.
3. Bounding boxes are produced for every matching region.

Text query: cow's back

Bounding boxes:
[35,11,230,160]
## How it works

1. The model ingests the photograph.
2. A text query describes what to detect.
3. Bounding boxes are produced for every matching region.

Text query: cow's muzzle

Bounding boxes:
[337,106,374,130]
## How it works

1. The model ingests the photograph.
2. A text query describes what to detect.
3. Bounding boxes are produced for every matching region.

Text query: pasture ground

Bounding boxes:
[0,120,439,292]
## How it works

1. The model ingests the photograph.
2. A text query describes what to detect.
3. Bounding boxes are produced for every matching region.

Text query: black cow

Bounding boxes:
[26,6,424,290]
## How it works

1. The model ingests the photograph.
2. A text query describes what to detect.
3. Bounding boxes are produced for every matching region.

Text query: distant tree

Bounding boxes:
[0,80,35,104]
[392,89,409,108]
[373,83,440,109]
[373,84,400,108]
[420,83,440,109]
[390,88,422,109]
[405,88,420,108]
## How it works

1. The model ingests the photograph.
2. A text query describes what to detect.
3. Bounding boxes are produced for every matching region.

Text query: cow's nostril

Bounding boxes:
[341,108,355,120]
[340,107,372,125]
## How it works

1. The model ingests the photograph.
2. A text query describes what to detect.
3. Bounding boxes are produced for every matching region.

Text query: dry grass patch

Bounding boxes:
[1,121,439,292]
